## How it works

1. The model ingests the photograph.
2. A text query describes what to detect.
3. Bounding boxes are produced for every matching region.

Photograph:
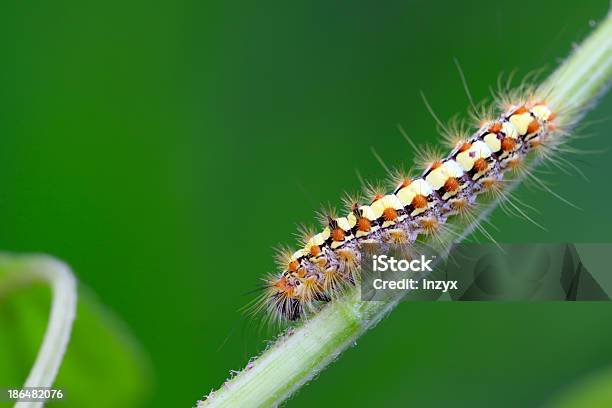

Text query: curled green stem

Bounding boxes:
[0,254,77,408]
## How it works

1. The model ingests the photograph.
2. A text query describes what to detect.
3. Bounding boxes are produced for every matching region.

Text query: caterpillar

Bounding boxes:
[255,84,562,323]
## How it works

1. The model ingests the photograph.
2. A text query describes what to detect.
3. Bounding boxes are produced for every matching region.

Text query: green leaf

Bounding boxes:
[548,366,612,408]
[0,260,151,408]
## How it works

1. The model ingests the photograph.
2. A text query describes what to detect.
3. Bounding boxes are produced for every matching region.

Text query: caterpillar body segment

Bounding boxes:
[260,99,557,321]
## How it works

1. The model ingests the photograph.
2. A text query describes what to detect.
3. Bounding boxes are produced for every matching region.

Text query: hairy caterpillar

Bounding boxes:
[254,82,563,323]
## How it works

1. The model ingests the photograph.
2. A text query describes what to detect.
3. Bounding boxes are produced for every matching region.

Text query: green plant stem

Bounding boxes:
[0,254,77,408]
[199,13,612,408]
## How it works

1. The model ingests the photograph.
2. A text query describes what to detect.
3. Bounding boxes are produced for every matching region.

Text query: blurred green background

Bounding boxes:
[1,0,612,407]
